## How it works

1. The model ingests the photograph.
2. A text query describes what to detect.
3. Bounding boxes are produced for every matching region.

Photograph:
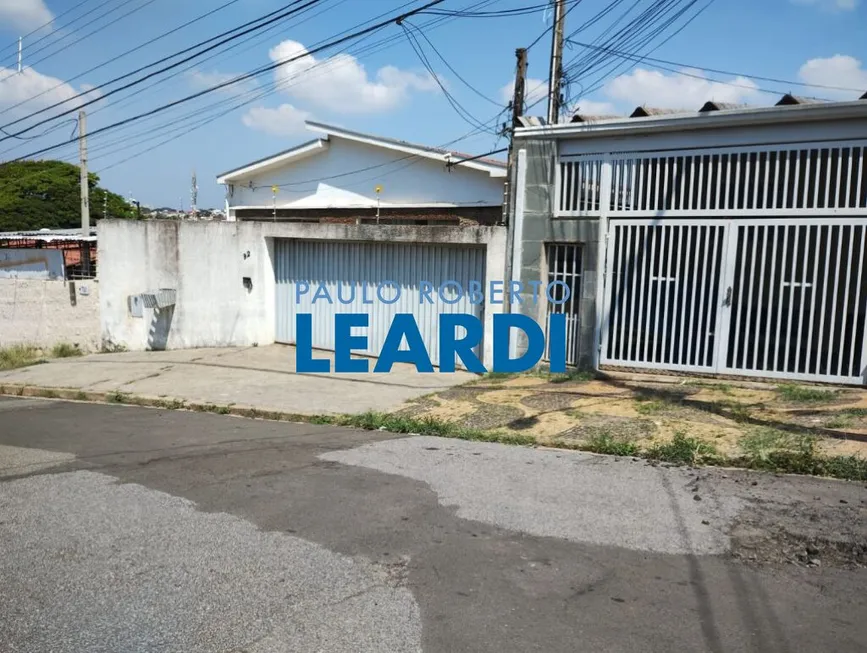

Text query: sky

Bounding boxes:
[0,0,865,209]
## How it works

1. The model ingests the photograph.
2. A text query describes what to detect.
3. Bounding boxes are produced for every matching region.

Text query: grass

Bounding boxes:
[549,369,595,384]
[646,431,719,465]
[739,428,810,464]
[0,345,44,370]
[776,383,839,403]
[50,342,83,358]
[99,341,128,354]
[582,432,640,457]
[634,397,669,415]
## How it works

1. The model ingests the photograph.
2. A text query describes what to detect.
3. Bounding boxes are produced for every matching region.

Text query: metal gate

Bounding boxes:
[274,239,486,368]
[601,218,867,384]
[544,243,583,366]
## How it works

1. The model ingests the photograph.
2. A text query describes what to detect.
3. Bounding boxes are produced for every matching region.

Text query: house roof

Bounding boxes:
[630,106,691,118]
[0,228,97,242]
[516,95,867,140]
[217,121,506,183]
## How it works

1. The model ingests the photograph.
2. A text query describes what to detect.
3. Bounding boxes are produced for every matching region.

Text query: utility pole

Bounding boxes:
[502,47,528,225]
[17,37,22,73]
[190,169,198,219]
[79,110,91,276]
[547,0,566,125]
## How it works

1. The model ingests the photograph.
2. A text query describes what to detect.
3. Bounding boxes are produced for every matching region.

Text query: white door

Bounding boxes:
[274,239,486,368]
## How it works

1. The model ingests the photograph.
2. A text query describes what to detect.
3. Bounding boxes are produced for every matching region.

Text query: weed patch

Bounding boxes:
[105,390,130,404]
[50,343,83,358]
[0,345,43,370]
[582,432,640,457]
[634,398,669,415]
[776,384,839,403]
[647,431,719,465]
[549,369,595,384]
[336,412,536,446]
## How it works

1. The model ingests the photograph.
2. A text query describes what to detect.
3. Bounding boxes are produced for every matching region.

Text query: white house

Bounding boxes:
[217,121,507,225]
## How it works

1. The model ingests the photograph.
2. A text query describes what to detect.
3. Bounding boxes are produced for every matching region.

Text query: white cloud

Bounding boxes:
[187,69,258,95]
[798,55,867,99]
[603,67,761,110]
[0,0,53,30]
[242,103,310,136]
[0,66,96,118]
[499,77,548,108]
[791,0,858,11]
[268,40,437,113]
[570,99,617,116]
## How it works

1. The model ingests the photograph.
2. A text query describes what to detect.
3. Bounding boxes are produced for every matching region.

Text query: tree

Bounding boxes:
[0,160,134,231]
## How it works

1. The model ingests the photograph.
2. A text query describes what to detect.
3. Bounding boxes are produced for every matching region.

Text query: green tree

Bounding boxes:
[0,160,134,231]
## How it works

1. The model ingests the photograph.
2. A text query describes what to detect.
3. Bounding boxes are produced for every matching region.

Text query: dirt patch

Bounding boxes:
[556,414,657,444]
[520,392,581,412]
[456,403,526,431]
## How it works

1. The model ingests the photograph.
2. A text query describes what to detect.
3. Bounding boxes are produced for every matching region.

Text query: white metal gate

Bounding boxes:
[274,239,486,368]
[544,243,583,366]
[601,218,867,384]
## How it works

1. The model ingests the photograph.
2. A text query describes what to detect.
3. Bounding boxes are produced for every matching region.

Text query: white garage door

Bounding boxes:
[274,239,486,367]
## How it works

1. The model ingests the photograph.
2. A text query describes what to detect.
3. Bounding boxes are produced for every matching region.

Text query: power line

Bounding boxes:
[9,0,450,162]
[0,0,95,57]
[0,0,245,118]
[0,0,321,141]
[566,37,867,95]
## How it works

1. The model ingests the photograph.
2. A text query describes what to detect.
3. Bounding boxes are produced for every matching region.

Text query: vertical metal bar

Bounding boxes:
[697,155,706,211]
[609,226,623,361]
[690,225,710,365]
[625,225,638,360]
[653,158,661,211]
[660,225,674,364]
[687,154,696,211]
[834,148,843,209]
[804,149,814,208]
[762,151,770,209]
[782,149,791,209]
[783,226,800,374]
[762,225,780,370]
[837,226,855,376]
[570,243,579,366]
[669,225,683,364]
[743,225,759,368]
[753,152,762,209]
[679,225,692,365]
[703,225,722,367]
[651,226,665,362]
[827,226,845,376]
[817,148,840,209]
[638,158,646,211]
[752,226,768,370]
[857,146,865,208]
[848,225,866,378]
[845,147,854,209]
[816,225,833,376]
[805,225,821,375]
[724,153,732,210]
[714,155,723,210]
[732,225,749,369]
[613,160,621,212]
[636,226,650,361]
[794,225,811,374]
[678,157,686,211]
[743,152,752,209]
[772,227,788,372]
[644,226,659,362]
[733,152,742,209]
[662,157,670,211]
[793,150,802,210]
[771,150,780,209]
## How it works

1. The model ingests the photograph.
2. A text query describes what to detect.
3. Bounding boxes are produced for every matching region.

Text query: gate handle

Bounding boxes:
[724,287,732,306]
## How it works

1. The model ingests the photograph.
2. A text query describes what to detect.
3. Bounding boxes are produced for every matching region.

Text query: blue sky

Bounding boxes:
[0,0,865,208]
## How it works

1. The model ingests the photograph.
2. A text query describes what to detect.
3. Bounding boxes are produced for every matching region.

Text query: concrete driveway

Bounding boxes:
[1,397,865,652]
[0,345,472,414]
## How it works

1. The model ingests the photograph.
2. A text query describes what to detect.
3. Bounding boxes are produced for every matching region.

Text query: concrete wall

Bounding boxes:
[510,139,600,370]
[98,220,507,367]
[0,278,100,350]
[226,137,505,212]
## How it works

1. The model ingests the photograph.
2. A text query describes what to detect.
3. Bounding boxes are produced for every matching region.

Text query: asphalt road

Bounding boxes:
[1,396,865,652]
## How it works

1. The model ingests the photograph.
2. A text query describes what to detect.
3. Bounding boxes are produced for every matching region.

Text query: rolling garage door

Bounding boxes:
[274,239,486,368]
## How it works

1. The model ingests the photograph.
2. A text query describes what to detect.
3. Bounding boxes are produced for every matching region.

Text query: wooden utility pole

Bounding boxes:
[79,110,92,276]
[547,0,566,124]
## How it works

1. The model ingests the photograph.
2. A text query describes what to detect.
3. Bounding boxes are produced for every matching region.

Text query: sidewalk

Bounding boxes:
[0,345,472,415]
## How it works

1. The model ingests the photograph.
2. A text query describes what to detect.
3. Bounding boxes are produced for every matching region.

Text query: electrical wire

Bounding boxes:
[0,0,321,139]
[0,0,245,118]
[8,0,450,162]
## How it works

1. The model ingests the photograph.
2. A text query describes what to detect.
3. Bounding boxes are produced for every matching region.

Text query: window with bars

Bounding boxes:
[557,142,867,216]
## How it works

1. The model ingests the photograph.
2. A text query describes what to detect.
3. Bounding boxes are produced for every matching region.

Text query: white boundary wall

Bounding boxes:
[0,278,100,350]
[98,220,507,367]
